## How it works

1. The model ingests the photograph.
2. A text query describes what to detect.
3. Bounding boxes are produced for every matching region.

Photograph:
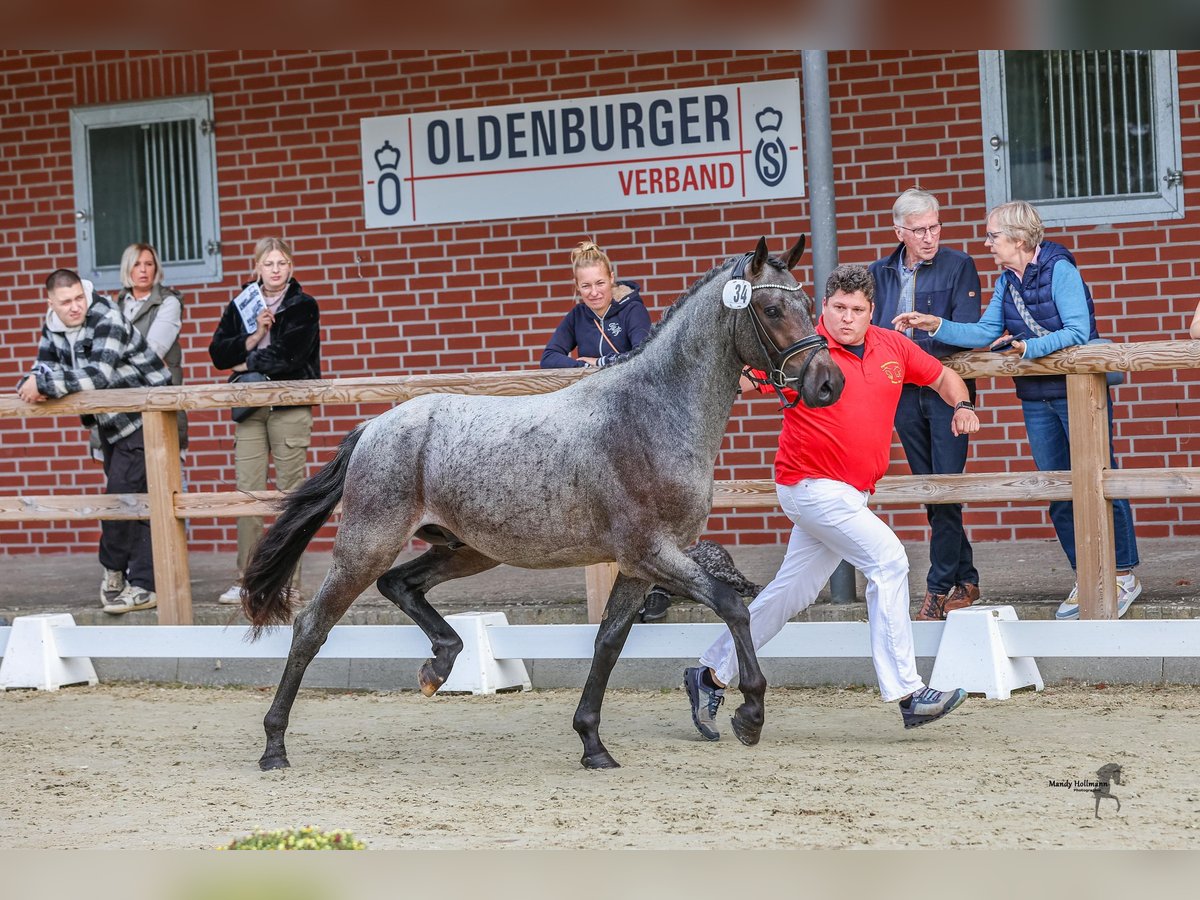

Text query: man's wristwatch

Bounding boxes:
[954,400,976,412]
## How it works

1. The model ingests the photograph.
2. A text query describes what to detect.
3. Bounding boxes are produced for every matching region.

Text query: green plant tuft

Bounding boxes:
[220,826,366,850]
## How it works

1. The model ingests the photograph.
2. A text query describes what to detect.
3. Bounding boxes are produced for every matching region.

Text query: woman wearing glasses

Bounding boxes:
[540,240,651,369]
[892,200,1140,620]
[208,237,321,606]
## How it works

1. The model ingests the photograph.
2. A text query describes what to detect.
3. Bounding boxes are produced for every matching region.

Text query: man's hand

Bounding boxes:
[17,377,46,404]
[951,407,979,437]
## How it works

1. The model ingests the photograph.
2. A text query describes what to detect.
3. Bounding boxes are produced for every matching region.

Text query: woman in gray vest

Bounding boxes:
[115,243,187,449]
[94,243,186,609]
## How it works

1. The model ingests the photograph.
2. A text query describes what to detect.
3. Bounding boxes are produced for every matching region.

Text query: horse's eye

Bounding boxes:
[763,304,782,319]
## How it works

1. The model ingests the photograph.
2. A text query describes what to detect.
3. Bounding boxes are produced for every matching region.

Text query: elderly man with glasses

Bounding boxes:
[869,188,983,621]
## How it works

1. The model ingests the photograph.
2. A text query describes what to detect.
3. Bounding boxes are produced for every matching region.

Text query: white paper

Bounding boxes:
[233,283,264,335]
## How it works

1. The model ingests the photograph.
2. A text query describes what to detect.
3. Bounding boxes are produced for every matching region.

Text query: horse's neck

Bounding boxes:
[619,299,743,462]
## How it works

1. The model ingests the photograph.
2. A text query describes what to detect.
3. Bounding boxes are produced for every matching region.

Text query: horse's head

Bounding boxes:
[727,236,844,408]
[1097,763,1123,785]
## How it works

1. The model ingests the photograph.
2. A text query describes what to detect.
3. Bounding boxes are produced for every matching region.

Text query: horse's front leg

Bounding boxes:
[693,576,767,746]
[651,559,768,746]
[572,573,648,770]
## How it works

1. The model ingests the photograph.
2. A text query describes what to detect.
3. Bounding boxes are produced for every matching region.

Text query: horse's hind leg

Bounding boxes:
[260,547,400,772]
[376,545,499,696]
[573,573,649,770]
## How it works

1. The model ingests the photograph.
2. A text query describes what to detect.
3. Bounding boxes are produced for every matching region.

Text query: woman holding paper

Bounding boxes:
[208,237,321,605]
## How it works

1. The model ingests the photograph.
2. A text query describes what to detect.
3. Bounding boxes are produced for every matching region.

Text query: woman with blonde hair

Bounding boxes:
[540,240,651,368]
[95,243,187,610]
[208,237,321,605]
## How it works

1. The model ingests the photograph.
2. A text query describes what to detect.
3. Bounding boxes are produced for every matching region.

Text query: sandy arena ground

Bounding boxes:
[2,682,1198,849]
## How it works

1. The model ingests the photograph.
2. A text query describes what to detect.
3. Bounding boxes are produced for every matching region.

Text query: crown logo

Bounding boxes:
[374,140,401,171]
[755,107,783,133]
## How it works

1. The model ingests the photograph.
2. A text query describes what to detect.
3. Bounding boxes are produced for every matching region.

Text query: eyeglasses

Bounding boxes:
[896,223,942,239]
[984,231,1005,243]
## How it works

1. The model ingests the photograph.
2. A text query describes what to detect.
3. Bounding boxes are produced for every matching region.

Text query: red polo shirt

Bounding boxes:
[756,320,943,492]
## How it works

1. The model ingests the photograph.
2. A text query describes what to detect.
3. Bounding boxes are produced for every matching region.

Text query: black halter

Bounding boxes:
[729,253,827,409]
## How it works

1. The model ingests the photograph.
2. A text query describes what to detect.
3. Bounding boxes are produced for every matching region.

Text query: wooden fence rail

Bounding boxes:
[2,341,1198,624]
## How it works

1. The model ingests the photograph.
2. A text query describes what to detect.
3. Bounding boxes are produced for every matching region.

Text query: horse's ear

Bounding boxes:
[747,236,770,278]
[785,235,807,270]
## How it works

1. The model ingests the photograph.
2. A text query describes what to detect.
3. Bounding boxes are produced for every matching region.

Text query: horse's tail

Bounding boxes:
[243,424,366,638]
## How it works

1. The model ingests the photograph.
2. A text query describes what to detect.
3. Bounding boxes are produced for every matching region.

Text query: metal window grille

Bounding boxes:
[88,119,203,268]
[1004,50,1156,203]
[70,95,220,289]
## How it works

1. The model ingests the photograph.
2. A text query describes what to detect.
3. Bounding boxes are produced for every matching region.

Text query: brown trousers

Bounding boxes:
[234,405,312,587]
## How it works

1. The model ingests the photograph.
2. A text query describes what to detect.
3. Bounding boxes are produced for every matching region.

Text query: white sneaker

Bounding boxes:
[1055,575,1142,620]
[102,584,157,615]
[218,583,243,605]
[1055,582,1080,620]
[1116,572,1142,618]
[100,568,126,606]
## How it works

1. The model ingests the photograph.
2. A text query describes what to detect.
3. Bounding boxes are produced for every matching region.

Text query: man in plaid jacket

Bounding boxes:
[17,269,172,614]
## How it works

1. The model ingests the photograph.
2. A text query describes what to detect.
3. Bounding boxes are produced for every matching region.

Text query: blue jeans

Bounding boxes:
[894,384,978,594]
[1021,396,1139,571]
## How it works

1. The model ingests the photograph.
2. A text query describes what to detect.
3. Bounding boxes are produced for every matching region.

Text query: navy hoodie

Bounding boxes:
[540,281,652,368]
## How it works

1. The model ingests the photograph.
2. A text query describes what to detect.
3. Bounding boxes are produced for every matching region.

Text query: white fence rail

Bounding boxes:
[3,618,1200,662]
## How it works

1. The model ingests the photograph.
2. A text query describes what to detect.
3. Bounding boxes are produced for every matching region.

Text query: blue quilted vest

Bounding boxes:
[999,240,1099,401]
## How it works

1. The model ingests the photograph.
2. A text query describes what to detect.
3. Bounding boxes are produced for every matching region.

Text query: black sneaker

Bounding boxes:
[640,587,671,622]
[684,666,724,741]
[900,686,967,729]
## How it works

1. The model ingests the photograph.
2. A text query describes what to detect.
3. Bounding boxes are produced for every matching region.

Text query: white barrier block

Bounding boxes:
[0,614,98,692]
[928,605,1043,700]
[438,612,531,695]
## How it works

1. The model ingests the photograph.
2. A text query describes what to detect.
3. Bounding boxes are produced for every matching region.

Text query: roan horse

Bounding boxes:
[241,237,844,771]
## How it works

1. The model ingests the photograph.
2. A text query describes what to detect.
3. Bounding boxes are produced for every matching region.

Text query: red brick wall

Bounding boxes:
[1,49,1198,561]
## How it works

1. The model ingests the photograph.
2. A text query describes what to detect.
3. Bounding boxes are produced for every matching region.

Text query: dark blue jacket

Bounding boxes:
[998,240,1098,401]
[870,245,982,360]
[540,281,652,368]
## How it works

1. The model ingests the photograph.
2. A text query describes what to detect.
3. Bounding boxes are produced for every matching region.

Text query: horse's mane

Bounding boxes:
[600,253,795,370]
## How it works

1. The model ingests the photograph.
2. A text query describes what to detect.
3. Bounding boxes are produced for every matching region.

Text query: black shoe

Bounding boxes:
[640,587,671,622]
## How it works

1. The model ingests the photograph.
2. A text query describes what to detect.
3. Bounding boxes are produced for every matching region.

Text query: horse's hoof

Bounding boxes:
[259,755,290,771]
[731,713,762,747]
[580,752,621,770]
[418,660,445,697]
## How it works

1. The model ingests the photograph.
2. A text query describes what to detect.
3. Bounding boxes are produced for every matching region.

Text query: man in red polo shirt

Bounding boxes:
[685,264,980,740]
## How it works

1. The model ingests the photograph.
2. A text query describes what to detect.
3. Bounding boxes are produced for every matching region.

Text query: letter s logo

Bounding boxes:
[755,140,787,187]
[753,106,787,188]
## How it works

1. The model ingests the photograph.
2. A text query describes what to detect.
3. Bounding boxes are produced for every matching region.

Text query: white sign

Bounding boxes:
[360,79,804,228]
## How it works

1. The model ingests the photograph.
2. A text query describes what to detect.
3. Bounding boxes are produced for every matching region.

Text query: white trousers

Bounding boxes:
[699,478,924,703]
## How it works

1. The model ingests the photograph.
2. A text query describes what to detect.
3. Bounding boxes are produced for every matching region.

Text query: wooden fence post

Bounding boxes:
[142,411,193,625]
[584,562,619,624]
[1066,372,1117,619]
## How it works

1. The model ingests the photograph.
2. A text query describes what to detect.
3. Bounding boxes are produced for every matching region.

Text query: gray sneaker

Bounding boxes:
[901,686,967,729]
[100,568,126,606]
[684,666,724,741]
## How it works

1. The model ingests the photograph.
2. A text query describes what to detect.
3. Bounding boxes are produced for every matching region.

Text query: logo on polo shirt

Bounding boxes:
[881,360,903,384]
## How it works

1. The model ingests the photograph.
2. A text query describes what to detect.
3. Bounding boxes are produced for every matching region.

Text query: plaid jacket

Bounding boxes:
[29,293,172,445]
